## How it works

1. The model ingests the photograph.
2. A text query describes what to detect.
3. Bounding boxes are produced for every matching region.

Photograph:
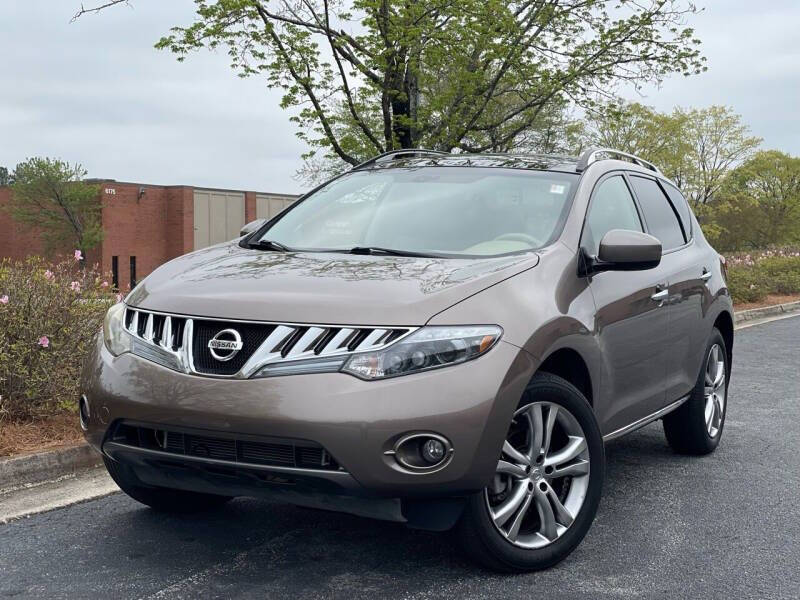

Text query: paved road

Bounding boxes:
[2,316,799,599]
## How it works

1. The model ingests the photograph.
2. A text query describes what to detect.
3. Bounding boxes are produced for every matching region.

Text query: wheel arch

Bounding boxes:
[713,309,734,369]
[536,348,594,407]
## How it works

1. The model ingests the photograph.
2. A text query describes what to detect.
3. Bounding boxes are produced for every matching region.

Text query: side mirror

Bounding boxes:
[239,218,266,238]
[581,229,661,276]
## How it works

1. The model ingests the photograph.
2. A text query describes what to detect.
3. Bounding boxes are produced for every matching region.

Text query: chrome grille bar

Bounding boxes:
[285,327,326,359]
[122,306,417,379]
[319,328,356,355]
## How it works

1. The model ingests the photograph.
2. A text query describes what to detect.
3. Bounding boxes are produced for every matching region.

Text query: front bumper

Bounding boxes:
[81,334,536,498]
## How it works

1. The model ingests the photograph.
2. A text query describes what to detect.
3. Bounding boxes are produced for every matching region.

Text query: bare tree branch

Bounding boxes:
[71,0,130,22]
[322,0,385,153]
[254,4,359,165]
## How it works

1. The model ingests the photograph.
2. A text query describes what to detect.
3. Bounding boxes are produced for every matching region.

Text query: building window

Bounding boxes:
[111,256,119,289]
[129,256,137,289]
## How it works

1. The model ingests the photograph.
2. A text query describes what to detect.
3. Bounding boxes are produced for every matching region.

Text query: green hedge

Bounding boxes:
[0,255,117,422]
[724,247,800,304]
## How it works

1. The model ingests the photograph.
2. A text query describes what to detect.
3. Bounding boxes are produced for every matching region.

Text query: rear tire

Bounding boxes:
[103,456,233,512]
[457,372,604,572]
[663,328,729,455]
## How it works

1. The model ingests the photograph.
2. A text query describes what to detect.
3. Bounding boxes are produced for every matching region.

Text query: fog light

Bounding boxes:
[421,438,446,464]
[389,432,454,472]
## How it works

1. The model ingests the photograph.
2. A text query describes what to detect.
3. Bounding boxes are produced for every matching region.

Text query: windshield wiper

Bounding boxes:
[348,246,439,258]
[249,239,293,252]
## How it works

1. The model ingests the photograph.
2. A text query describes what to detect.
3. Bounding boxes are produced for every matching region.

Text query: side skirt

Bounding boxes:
[602,395,689,442]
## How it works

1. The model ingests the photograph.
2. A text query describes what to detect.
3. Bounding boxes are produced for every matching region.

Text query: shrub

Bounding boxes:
[0,254,118,422]
[724,246,800,304]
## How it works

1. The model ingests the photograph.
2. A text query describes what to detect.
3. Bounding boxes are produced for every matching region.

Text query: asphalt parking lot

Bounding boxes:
[1,315,799,599]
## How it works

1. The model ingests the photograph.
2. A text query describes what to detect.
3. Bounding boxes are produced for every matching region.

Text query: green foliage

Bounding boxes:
[7,157,103,256]
[154,0,705,168]
[724,247,800,304]
[0,166,11,186]
[585,102,688,168]
[584,103,761,205]
[678,105,762,204]
[703,151,800,251]
[0,256,117,422]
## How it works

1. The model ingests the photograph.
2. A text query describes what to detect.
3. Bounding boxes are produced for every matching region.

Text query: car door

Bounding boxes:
[628,175,707,403]
[581,174,670,435]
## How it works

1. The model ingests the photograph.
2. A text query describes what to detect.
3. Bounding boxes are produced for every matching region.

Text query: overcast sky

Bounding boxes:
[1,1,798,194]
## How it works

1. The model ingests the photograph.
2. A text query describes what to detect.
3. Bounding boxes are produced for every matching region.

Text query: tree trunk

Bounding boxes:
[389,52,420,149]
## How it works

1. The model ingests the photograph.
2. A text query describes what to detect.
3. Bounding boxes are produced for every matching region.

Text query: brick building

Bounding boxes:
[0,181,298,289]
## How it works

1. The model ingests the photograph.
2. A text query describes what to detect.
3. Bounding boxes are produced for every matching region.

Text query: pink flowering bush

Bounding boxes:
[724,246,800,304]
[0,255,117,421]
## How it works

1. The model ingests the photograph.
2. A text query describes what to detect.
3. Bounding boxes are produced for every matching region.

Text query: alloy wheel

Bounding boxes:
[704,343,726,438]
[485,401,590,549]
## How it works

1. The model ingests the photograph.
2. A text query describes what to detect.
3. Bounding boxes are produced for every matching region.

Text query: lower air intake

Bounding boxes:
[109,422,341,471]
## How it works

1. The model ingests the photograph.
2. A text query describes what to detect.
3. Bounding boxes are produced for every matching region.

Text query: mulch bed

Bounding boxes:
[0,413,84,458]
[734,293,800,312]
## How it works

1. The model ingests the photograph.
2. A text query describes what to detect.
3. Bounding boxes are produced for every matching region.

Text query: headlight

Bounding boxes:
[342,325,502,380]
[103,302,131,357]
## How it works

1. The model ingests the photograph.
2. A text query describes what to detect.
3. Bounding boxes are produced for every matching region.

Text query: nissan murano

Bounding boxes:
[82,148,733,571]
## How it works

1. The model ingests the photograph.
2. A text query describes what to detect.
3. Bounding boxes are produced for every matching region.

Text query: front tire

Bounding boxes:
[103,456,233,512]
[663,328,729,455]
[457,373,605,572]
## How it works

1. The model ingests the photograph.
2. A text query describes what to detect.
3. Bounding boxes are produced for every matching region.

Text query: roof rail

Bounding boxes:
[352,149,450,171]
[576,147,660,174]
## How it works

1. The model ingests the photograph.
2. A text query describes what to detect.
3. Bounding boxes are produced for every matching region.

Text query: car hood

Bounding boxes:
[126,241,540,325]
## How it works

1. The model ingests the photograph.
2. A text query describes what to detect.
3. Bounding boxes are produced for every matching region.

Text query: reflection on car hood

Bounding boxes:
[126,241,540,325]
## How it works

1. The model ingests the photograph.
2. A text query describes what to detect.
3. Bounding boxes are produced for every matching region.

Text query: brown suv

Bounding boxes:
[82,148,733,571]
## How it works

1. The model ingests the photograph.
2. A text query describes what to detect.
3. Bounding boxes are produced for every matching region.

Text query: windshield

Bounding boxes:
[256,167,578,257]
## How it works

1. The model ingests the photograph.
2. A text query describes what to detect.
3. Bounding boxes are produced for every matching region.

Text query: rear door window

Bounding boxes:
[661,182,693,240]
[629,176,686,251]
[583,176,643,256]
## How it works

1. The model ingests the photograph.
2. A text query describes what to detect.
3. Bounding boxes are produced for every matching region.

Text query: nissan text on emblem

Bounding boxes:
[208,328,244,361]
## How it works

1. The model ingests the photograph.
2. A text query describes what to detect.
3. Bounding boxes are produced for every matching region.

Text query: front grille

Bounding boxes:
[123,306,415,378]
[192,320,275,376]
[109,423,341,471]
[124,309,187,351]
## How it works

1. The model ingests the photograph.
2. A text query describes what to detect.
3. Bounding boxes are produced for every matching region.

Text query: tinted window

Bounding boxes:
[629,176,685,251]
[583,176,642,255]
[662,183,692,240]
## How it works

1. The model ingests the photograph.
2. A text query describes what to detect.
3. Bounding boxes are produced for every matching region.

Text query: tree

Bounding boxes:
[678,105,762,204]
[76,0,705,167]
[584,103,761,205]
[6,158,103,257]
[706,151,800,250]
[583,102,691,185]
[0,166,12,186]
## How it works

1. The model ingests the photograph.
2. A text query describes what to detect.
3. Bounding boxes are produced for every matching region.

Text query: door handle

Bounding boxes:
[651,289,669,302]
[700,269,712,282]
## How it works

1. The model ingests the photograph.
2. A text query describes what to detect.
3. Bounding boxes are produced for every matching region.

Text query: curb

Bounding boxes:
[3,299,800,491]
[733,300,800,325]
[0,444,103,493]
